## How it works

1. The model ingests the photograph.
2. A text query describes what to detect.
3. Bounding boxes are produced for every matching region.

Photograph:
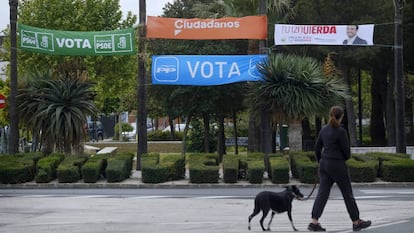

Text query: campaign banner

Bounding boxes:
[152,55,267,86]
[274,24,374,46]
[147,16,267,40]
[19,23,136,56]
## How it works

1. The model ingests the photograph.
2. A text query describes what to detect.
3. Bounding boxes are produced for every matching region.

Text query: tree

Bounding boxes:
[12,0,137,115]
[17,73,97,155]
[251,53,349,151]
[147,0,249,155]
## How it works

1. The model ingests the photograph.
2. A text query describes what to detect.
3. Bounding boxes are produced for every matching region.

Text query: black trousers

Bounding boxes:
[311,159,360,221]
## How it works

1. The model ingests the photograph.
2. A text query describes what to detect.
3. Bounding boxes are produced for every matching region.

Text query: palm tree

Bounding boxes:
[250,53,350,150]
[17,74,97,155]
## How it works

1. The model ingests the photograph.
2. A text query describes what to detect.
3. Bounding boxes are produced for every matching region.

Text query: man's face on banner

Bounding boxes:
[346,25,358,38]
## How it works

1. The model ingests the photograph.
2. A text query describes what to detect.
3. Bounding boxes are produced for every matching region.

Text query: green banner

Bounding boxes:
[19,23,136,56]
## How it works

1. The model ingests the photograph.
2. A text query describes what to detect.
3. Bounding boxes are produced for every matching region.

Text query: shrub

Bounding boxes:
[269,157,290,184]
[105,152,134,182]
[0,155,36,184]
[35,153,65,183]
[82,154,110,183]
[142,153,168,183]
[382,159,414,182]
[346,157,378,182]
[289,151,318,184]
[159,154,186,180]
[188,153,219,183]
[57,155,89,183]
[222,155,239,183]
[241,153,265,184]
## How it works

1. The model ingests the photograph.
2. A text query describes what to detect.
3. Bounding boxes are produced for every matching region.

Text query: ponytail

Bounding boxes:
[328,106,344,128]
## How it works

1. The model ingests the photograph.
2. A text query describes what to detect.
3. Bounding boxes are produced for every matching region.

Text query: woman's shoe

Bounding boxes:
[308,223,326,231]
[353,219,372,231]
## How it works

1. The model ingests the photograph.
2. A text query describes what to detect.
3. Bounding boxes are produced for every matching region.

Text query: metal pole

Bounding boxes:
[137,0,147,170]
[8,0,19,154]
[358,68,363,146]
[394,0,406,153]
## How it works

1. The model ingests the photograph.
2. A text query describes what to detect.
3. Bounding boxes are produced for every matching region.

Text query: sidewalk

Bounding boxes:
[2,169,414,189]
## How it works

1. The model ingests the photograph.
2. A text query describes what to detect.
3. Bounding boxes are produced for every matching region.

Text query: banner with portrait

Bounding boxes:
[274,24,374,46]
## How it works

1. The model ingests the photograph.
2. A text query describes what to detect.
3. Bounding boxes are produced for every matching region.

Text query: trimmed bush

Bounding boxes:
[0,155,36,184]
[382,159,414,182]
[269,157,290,184]
[57,155,89,183]
[222,155,239,183]
[141,153,186,183]
[142,153,169,183]
[289,151,318,184]
[346,157,378,182]
[188,153,219,183]
[35,153,65,183]
[243,153,265,184]
[159,154,186,180]
[82,154,110,183]
[106,152,134,183]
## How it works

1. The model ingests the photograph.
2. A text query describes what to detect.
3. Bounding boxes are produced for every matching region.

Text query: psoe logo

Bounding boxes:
[153,56,179,82]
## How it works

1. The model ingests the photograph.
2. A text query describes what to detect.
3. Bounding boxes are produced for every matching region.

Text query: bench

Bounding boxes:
[96,147,118,155]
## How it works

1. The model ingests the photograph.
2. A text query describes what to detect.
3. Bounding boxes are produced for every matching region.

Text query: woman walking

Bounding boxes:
[308,106,371,232]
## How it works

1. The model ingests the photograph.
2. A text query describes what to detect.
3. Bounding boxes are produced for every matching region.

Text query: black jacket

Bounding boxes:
[314,125,351,162]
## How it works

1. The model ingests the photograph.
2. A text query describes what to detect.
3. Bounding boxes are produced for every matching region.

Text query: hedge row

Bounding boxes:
[0,152,134,184]
[188,153,220,183]
[141,153,185,183]
[289,151,414,183]
[221,153,290,184]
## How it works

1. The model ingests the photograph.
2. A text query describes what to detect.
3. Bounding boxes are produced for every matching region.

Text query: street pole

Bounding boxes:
[137,0,147,170]
[258,0,272,170]
[394,0,406,153]
[8,0,19,154]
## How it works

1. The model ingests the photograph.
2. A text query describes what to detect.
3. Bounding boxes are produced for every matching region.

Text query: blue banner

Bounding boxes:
[152,55,267,86]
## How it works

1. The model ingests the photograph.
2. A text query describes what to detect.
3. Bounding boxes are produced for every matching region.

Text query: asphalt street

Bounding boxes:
[1,186,414,233]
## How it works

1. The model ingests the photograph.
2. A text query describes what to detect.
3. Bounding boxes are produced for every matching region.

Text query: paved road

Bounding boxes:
[1,187,414,233]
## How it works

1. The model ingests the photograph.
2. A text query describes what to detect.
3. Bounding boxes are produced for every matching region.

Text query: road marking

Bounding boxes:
[336,220,409,233]
[360,189,414,195]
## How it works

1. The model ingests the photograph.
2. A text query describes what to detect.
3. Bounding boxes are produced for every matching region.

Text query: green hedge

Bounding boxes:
[346,157,378,182]
[188,153,219,183]
[0,154,38,184]
[35,153,65,183]
[142,153,168,183]
[106,152,134,183]
[81,154,111,183]
[222,155,239,183]
[381,158,414,182]
[57,155,89,183]
[141,153,185,183]
[269,156,290,184]
[243,153,265,184]
[289,151,318,184]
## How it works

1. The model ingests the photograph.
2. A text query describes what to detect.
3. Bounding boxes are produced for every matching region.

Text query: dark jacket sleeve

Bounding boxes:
[314,132,323,162]
[338,128,351,160]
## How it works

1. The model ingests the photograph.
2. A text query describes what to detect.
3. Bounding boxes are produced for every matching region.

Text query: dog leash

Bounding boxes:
[300,167,319,201]
[301,182,317,200]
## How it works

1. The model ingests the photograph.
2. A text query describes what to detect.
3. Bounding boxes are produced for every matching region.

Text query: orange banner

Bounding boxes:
[147,16,267,40]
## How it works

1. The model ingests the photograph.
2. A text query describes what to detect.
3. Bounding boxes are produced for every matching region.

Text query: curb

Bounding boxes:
[2,178,414,189]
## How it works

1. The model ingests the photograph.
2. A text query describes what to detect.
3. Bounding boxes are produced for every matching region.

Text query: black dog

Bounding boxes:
[248,185,304,231]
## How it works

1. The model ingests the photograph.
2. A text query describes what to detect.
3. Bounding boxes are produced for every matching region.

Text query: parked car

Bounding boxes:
[162,124,189,132]
[87,121,104,141]
[123,122,155,140]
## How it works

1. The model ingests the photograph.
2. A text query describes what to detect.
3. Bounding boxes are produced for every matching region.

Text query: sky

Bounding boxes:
[0,0,174,33]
